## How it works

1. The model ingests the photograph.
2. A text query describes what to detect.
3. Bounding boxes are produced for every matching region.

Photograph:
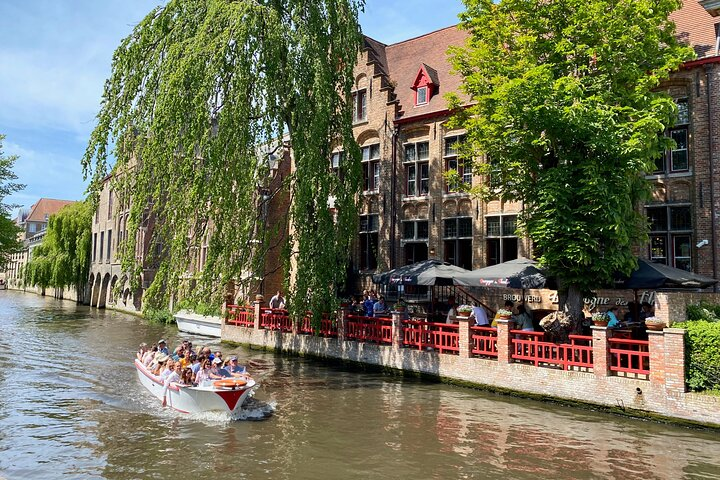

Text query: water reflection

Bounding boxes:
[0,291,720,479]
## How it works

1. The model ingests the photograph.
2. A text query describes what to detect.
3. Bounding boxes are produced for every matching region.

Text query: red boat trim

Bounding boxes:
[214,389,245,411]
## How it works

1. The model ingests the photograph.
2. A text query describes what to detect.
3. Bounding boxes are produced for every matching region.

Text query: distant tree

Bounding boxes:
[24,201,92,297]
[82,0,364,324]
[448,0,694,329]
[0,134,24,268]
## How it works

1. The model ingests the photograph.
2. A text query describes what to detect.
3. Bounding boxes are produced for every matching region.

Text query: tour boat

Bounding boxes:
[135,359,256,415]
[174,310,222,338]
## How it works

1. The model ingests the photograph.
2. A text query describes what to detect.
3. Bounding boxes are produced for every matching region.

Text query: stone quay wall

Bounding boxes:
[223,302,720,427]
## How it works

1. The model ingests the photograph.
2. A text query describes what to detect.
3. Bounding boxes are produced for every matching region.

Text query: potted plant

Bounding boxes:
[497,308,513,320]
[456,305,473,317]
[394,299,407,312]
[591,312,609,326]
[644,317,666,331]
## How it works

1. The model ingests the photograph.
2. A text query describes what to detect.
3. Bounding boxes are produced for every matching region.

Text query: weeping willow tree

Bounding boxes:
[24,201,92,297]
[82,0,364,323]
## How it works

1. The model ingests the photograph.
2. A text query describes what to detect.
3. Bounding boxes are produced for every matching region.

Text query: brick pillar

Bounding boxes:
[653,292,672,326]
[337,308,347,343]
[648,330,666,388]
[663,328,687,394]
[458,317,471,358]
[391,311,404,350]
[591,325,610,378]
[496,319,513,364]
[253,300,263,330]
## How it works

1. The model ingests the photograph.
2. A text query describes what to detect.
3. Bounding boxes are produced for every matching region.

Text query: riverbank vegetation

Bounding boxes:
[0,134,24,268]
[24,200,92,296]
[446,0,694,331]
[82,0,364,327]
[677,303,720,393]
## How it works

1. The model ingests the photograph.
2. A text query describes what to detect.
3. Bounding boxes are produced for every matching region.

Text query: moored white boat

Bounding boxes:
[135,359,255,415]
[174,310,222,338]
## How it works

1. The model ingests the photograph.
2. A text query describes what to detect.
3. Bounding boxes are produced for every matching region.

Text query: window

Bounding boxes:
[331,151,345,178]
[444,217,472,270]
[416,86,428,105]
[108,191,113,220]
[402,220,429,241]
[100,231,104,262]
[654,99,689,174]
[362,144,380,192]
[93,233,97,262]
[359,214,379,271]
[444,135,471,192]
[404,142,430,196]
[353,89,367,123]
[107,230,112,262]
[485,215,518,266]
[647,205,692,270]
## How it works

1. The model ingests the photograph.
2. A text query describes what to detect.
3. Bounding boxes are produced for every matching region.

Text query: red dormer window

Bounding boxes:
[411,64,438,106]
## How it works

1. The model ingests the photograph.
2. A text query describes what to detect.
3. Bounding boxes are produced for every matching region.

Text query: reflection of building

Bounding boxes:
[346,1,720,293]
[6,198,75,289]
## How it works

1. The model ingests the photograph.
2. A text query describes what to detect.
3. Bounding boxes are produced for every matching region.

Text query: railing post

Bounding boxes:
[458,317,471,358]
[495,319,513,364]
[291,310,298,335]
[591,325,610,378]
[253,299,263,330]
[391,311,404,350]
[663,328,686,394]
[337,308,346,342]
[648,330,665,387]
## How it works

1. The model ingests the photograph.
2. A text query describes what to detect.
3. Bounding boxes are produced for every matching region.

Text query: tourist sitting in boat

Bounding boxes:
[158,339,169,356]
[163,362,182,386]
[190,354,202,375]
[151,354,169,376]
[194,358,212,386]
[143,345,158,366]
[180,367,194,386]
[160,359,177,382]
[208,357,232,380]
[137,343,148,361]
[178,351,191,369]
[225,356,247,376]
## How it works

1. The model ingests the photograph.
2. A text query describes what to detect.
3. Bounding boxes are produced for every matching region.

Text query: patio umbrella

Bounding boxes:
[452,257,548,289]
[615,258,717,290]
[372,259,469,286]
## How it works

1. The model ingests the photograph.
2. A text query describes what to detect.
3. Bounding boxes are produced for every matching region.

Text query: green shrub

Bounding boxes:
[677,307,720,392]
[143,307,175,325]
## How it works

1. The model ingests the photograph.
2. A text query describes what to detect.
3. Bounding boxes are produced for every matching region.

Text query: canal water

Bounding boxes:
[1,291,720,479]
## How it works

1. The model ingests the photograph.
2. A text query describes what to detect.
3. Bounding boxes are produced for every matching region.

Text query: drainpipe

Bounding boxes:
[705,63,718,289]
[390,125,399,269]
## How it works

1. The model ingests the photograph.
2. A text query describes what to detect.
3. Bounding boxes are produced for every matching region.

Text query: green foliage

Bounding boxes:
[143,306,176,325]
[686,302,720,322]
[174,298,221,317]
[0,134,24,268]
[448,0,694,315]
[676,313,720,392]
[82,0,364,319]
[24,201,92,291]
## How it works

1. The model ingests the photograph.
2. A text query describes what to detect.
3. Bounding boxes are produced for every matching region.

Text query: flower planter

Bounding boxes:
[457,311,471,317]
[498,314,511,320]
[394,306,406,312]
[645,322,665,331]
[593,320,609,327]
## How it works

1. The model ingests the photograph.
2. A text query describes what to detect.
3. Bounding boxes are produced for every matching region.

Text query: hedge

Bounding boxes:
[677,303,720,392]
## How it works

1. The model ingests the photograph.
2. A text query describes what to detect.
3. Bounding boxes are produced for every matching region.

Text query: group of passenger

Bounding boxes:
[603,301,655,328]
[350,290,390,318]
[136,338,248,387]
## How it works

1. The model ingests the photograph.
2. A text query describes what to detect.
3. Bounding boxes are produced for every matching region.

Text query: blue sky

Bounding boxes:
[0,1,466,214]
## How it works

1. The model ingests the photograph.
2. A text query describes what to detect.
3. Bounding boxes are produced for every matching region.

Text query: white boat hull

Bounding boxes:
[135,359,255,415]
[174,310,222,338]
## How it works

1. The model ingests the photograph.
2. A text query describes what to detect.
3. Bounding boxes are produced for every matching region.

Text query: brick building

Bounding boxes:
[346,1,720,294]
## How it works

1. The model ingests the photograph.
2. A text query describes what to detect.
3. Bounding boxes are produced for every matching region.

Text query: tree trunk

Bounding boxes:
[558,282,584,335]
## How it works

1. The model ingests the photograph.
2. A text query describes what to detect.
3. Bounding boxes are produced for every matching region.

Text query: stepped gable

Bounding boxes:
[383,25,469,121]
[26,198,76,222]
[671,0,720,59]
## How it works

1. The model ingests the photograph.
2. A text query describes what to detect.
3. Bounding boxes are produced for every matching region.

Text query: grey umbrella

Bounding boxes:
[452,257,548,289]
[615,258,717,290]
[372,259,469,286]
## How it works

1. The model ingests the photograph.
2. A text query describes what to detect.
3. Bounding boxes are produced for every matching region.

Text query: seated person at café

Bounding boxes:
[373,296,389,317]
[491,300,514,327]
[470,305,490,327]
[513,305,534,331]
[445,295,457,324]
[640,301,655,320]
[606,306,621,328]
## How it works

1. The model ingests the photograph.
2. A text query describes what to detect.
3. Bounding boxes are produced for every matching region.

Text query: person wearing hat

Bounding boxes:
[226,356,247,376]
[208,357,232,379]
[158,339,169,356]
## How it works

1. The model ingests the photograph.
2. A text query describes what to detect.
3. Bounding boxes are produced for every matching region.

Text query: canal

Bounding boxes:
[1,291,719,479]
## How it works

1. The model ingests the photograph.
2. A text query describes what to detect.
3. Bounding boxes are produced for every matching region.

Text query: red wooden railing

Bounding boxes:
[299,312,338,337]
[608,337,650,375]
[511,331,593,370]
[402,320,460,354]
[225,304,254,327]
[260,308,292,332]
[345,315,393,344]
[470,326,498,358]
